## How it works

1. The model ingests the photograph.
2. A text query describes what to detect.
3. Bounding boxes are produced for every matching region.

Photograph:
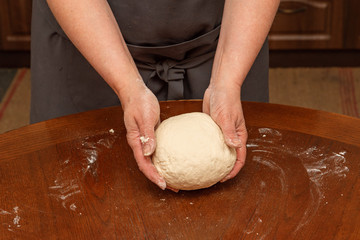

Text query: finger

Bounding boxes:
[132,143,167,190]
[221,145,247,182]
[127,131,166,190]
[155,118,161,129]
[138,122,157,157]
[218,117,242,148]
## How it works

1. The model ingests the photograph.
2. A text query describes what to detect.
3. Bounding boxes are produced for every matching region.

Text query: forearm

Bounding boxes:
[212,0,280,90]
[47,0,141,102]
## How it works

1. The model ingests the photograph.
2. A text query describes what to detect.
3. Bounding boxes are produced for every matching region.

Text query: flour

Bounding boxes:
[246,127,350,237]
[13,216,20,226]
[300,147,349,185]
[12,207,20,228]
[81,134,116,176]
[69,203,77,211]
[258,128,282,137]
[0,206,22,232]
[253,156,288,193]
[0,209,11,215]
[140,136,150,144]
[48,132,117,214]
[48,158,81,210]
[49,177,81,210]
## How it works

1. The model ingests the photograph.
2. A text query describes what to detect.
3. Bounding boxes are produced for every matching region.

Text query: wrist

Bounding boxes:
[207,80,242,103]
[211,48,247,91]
[116,77,147,106]
[103,63,144,105]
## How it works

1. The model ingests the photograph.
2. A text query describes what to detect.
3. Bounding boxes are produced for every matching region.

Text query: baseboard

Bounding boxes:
[0,51,30,68]
[270,50,360,68]
[0,50,359,68]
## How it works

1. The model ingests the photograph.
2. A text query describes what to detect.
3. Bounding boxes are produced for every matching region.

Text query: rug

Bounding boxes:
[0,68,31,133]
[269,68,360,118]
[0,67,359,134]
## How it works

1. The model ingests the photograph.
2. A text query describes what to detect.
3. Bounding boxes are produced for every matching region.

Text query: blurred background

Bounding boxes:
[0,0,359,133]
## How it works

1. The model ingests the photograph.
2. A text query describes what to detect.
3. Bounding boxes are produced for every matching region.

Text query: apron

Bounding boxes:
[30,0,269,123]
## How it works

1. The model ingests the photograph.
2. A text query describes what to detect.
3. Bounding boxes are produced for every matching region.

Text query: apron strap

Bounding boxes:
[136,51,215,99]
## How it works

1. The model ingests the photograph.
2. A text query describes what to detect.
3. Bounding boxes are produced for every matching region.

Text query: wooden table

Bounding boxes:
[1,101,359,239]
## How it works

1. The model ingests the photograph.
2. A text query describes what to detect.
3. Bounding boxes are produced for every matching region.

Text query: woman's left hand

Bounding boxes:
[202,83,247,182]
[201,0,280,183]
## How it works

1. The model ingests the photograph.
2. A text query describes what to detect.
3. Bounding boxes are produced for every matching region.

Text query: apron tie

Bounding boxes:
[151,59,185,99]
[136,51,215,100]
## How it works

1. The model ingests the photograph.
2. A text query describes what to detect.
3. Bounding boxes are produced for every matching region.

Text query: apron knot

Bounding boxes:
[152,59,185,99]
[155,59,185,83]
[136,51,216,100]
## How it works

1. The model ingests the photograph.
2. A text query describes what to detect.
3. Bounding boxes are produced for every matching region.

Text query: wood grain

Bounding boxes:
[344,0,360,49]
[269,0,344,49]
[0,101,359,239]
[0,0,32,50]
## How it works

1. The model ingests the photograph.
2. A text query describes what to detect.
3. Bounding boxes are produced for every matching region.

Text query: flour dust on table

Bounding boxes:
[48,129,119,215]
[244,127,350,238]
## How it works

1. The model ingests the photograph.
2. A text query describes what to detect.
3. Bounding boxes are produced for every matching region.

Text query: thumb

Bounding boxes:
[218,118,242,148]
[139,125,156,156]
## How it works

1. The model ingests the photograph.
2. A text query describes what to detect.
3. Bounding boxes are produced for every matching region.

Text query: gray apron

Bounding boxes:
[30,0,269,123]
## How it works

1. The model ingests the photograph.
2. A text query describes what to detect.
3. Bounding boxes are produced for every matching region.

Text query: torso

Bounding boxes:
[108,0,224,46]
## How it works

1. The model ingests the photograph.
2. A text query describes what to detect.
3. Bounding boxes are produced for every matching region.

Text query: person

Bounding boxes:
[31,0,280,191]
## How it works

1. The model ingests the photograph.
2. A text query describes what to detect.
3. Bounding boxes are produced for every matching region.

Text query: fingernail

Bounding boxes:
[157,180,166,190]
[143,143,153,156]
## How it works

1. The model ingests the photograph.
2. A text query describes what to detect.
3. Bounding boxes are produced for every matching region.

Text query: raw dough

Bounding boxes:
[152,112,236,190]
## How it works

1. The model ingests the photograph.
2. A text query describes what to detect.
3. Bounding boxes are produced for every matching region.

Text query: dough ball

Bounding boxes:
[152,112,236,190]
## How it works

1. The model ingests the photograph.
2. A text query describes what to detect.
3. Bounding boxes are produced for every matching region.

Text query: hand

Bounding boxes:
[203,83,247,182]
[120,80,167,190]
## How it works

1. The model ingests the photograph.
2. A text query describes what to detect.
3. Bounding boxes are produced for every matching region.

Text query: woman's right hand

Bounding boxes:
[47,0,169,190]
[119,79,167,190]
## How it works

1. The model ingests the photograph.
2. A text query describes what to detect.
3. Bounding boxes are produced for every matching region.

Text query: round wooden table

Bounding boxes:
[0,101,359,239]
